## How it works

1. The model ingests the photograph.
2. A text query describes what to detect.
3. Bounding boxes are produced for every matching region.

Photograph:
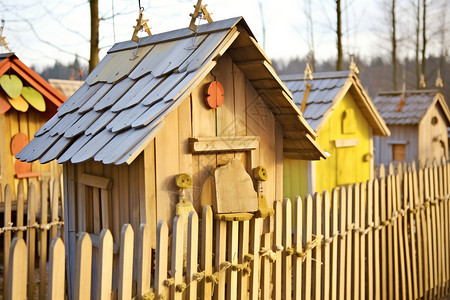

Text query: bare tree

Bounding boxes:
[414,0,421,88]
[336,0,343,70]
[391,0,398,90]
[421,0,427,87]
[89,0,99,72]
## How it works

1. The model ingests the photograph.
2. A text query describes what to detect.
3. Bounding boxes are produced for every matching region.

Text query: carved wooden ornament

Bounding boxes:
[205,81,224,109]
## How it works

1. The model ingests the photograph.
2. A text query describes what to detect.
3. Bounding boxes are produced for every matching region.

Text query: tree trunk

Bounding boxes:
[415,0,421,88]
[421,0,427,87]
[336,0,343,71]
[392,0,398,90]
[89,0,99,73]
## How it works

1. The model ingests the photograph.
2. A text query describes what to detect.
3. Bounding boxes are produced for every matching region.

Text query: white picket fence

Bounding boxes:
[4,159,450,299]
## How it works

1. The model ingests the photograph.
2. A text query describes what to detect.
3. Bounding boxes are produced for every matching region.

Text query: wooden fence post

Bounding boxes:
[293,196,303,300]
[359,182,366,300]
[345,185,353,300]
[352,184,360,300]
[249,217,262,300]
[200,206,213,299]
[97,229,113,300]
[7,238,27,300]
[16,180,24,240]
[47,238,65,300]
[238,219,250,299]
[226,220,239,300]
[313,192,322,300]
[74,233,92,300]
[214,218,227,300]
[119,224,134,300]
[366,180,374,300]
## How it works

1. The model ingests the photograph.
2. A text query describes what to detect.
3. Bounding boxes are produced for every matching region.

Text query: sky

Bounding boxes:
[0,0,381,71]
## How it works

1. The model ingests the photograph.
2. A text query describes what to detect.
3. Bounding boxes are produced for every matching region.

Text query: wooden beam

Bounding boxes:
[189,136,260,153]
[78,173,112,190]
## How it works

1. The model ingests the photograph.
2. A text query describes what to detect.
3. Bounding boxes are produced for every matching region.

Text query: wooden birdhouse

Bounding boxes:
[373,90,450,166]
[0,53,65,197]
[281,70,390,199]
[17,16,325,289]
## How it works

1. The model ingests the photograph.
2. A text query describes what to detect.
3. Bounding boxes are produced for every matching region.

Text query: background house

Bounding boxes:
[0,53,65,198]
[17,17,325,294]
[373,89,450,166]
[281,70,390,200]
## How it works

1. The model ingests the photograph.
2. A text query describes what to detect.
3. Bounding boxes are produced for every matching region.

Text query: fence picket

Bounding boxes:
[395,174,407,300]
[313,192,322,300]
[39,180,49,300]
[261,233,271,300]
[51,179,59,239]
[345,185,353,300]
[238,219,249,299]
[273,200,282,300]
[282,199,292,300]
[16,180,24,239]
[429,166,439,296]
[200,206,213,299]
[294,196,303,300]
[97,229,113,300]
[337,187,346,300]
[226,221,239,300]
[3,184,12,299]
[373,179,380,300]
[407,171,418,300]
[171,216,184,300]
[155,221,169,299]
[74,233,92,300]
[186,212,199,300]
[402,173,413,300]
[48,238,65,300]
[359,183,366,300]
[330,189,339,300]
[7,238,27,300]
[412,168,424,298]
[214,219,227,300]
[137,224,151,297]
[322,191,331,300]
[352,184,360,300]
[249,218,262,300]
[27,182,37,299]
[303,194,313,300]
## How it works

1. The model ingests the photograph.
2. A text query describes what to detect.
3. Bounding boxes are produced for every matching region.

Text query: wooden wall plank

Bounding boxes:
[143,142,156,248]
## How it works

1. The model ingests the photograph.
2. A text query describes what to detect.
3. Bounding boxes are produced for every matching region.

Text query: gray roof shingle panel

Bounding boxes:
[373,90,436,125]
[280,71,349,130]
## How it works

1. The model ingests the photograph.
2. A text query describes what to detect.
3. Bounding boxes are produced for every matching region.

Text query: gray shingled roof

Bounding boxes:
[280,71,389,136]
[373,90,447,125]
[17,17,326,165]
[280,71,350,130]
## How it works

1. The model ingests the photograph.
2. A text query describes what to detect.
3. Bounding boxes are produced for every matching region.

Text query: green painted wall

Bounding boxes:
[283,90,372,200]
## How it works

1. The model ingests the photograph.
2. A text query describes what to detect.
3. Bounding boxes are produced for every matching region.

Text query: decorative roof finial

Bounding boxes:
[304,62,313,81]
[189,0,213,32]
[435,69,444,88]
[131,8,152,43]
[349,55,359,74]
[419,73,426,89]
[0,20,11,52]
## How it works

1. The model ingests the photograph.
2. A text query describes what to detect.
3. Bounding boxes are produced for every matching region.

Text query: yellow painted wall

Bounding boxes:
[284,90,372,199]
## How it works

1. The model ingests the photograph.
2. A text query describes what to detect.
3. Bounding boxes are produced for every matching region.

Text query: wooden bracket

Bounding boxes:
[131,8,152,43]
[189,0,213,32]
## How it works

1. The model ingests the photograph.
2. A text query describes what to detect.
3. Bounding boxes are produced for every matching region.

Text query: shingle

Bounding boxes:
[94,77,136,111]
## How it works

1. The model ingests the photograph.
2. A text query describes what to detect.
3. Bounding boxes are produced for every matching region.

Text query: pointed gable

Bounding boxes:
[281,71,390,136]
[17,17,325,165]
